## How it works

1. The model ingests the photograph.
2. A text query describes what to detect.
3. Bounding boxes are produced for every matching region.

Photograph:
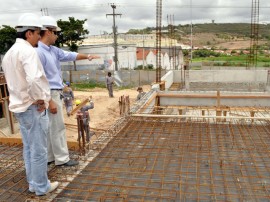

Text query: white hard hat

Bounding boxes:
[16,13,44,32]
[40,16,61,31]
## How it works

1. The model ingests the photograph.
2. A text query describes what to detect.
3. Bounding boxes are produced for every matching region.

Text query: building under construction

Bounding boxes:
[0,68,270,201]
[1,0,270,200]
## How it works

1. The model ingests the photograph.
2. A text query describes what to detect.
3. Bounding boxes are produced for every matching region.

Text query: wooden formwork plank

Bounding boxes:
[70,98,89,115]
[0,136,79,151]
[0,137,22,145]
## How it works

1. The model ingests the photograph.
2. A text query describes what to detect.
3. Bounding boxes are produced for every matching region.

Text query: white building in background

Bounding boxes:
[136,49,153,67]
[136,47,184,70]
[60,34,184,71]
[163,52,170,69]
[61,44,137,71]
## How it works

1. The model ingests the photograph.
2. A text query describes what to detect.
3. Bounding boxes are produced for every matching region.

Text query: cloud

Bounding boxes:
[0,0,269,35]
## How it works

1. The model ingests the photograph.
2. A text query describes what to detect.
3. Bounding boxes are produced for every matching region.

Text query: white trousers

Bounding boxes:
[47,90,70,165]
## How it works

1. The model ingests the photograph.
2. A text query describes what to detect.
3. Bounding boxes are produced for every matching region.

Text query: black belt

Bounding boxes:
[51,89,62,91]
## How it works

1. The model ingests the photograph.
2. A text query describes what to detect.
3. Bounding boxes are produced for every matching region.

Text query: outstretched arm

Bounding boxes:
[76,53,100,61]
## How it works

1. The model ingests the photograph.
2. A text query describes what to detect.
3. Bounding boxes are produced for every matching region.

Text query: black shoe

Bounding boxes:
[58,160,79,167]
[48,161,55,165]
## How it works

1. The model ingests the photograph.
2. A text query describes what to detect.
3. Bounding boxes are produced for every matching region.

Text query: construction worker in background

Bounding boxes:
[36,16,100,167]
[2,13,58,195]
[136,86,146,101]
[76,98,94,142]
[63,81,74,116]
[106,72,114,97]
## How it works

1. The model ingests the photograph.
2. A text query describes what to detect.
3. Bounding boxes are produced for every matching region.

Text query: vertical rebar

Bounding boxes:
[156,0,162,83]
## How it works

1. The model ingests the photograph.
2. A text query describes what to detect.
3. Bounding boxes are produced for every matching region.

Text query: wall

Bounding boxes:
[63,70,166,87]
[188,70,267,82]
[161,70,174,90]
[159,92,270,107]
[65,69,269,89]
[170,70,269,91]
[202,66,270,70]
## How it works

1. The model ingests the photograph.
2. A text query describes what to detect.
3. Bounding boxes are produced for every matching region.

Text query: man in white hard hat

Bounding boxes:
[2,13,58,196]
[36,16,100,167]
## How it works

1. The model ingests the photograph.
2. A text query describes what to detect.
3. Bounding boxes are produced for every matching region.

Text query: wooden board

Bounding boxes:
[70,98,89,115]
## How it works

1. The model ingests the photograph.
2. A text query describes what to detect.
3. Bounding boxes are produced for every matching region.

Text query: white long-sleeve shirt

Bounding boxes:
[2,38,51,113]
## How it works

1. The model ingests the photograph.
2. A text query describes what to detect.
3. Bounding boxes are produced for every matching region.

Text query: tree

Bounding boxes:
[0,25,16,67]
[0,25,16,54]
[0,25,16,55]
[56,17,89,71]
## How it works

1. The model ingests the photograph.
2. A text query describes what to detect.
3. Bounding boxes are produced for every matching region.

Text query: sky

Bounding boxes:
[0,0,270,35]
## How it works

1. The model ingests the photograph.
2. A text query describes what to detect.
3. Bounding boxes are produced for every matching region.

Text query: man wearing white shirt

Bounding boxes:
[2,13,58,196]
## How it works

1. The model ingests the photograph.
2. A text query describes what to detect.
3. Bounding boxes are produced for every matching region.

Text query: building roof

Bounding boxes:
[136,48,151,60]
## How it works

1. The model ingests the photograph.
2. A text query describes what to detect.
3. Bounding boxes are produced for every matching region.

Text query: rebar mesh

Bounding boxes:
[1,115,270,201]
[54,117,270,201]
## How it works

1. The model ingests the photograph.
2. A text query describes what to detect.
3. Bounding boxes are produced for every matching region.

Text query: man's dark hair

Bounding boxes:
[16,30,35,40]
[40,30,46,37]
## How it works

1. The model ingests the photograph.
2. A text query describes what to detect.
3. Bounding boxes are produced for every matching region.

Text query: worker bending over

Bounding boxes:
[136,86,146,101]
[76,98,94,142]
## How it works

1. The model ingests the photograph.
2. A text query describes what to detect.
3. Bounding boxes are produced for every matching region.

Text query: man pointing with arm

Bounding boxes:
[36,16,99,166]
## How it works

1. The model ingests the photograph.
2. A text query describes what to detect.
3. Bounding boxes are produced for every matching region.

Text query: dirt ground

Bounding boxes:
[64,85,151,141]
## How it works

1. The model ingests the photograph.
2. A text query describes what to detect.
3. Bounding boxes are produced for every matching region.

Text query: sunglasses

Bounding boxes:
[48,29,58,35]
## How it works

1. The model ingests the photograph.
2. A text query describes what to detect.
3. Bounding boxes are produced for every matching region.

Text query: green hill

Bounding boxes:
[177,23,270,39]
[127,23,270,49]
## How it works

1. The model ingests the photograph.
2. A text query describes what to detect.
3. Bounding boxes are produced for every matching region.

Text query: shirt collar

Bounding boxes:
[16,38,33,47]
[38,41,51,51]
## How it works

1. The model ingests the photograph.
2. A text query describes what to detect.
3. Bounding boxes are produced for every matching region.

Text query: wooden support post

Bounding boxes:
[216,110,222,122]
[223,111,227,122]
[217,90,221,107]
[122,96,126,115]
[126,95,130,115]
[202,110,205,122]
[4,99,15,134]
[250,111,255,123]
[119,96,121,115]
[154,96,161,114]
[216,90,222,122]
[119,95,123,115]
[119,95,130,116]
[76,113,81,152]
[160,81,165,91]
[77,112,85,155]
